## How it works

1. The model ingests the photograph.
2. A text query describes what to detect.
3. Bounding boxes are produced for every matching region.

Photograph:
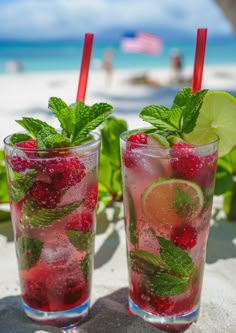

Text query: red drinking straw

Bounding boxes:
[191,28,208,93]
[76,33,94,102]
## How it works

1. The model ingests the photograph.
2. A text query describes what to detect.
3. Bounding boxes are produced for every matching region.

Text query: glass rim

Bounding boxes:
[120,127,219,150]
[3,130,101,152]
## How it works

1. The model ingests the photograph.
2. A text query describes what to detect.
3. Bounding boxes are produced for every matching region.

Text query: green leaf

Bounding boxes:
[23,200,84,227]
[173,88,208,134]
[140,105,178,132]
[9,133,32,145]
[80,253,91,283]
[145,271,189,296]
[16,237,43,270]
[101,117,127,165]
[37,127,71,149]
[157,236,194,276]
[139,88,208,138]
[174,188,195,217]
[16,118,55,139]
[48,97,76,138]
[126,188,138,246]
[70,102,113,145]
[129,249,164,274]
[67,230,94,251]
[10,170,37,202]
[0,150,9,203]
[215,166,233,195]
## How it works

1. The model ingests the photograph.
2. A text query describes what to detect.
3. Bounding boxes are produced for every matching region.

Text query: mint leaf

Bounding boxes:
[67,230,94,251]
[140,105,179,132]
[157,236,194,276]
[48,97,76,138]
[37,127,71,149]
[15,97,113,149]
[145,271,189,297]
[10,170,37,202]
[129,249,164,274]
[23,200,84,227]
[172,88,208,134]
[16,237,43,270]
[80,253,91,282]
[16,118,55,139]
[174,188,194,217]
[139,88,208,138]
[9,133,32,145]
[70,102,113,145]
[126,188,138,246]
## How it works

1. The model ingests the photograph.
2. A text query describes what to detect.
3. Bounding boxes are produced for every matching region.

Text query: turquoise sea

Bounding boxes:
[0,36,236,73]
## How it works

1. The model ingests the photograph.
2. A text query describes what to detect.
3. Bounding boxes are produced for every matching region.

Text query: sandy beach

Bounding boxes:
[0,65,236,332]
[1,64,236,145]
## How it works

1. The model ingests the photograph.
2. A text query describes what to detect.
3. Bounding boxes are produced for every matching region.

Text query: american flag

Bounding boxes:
[121,31,162,56]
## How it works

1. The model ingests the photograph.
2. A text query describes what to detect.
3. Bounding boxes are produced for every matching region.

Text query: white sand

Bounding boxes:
[1,64,236,144]
[0,65,236,332]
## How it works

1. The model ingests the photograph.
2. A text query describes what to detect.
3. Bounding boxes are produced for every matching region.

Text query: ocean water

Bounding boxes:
[0,37,236,73]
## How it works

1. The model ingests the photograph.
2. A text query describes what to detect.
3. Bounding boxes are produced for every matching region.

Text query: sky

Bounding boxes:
[0,0,233,41]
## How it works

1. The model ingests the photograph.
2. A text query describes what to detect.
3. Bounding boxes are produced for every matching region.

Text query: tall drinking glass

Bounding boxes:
[120,129,218,332]
[4,132,100,330]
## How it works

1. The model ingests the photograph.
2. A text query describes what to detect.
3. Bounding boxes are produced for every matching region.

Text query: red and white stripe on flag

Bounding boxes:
[121,32,162,55]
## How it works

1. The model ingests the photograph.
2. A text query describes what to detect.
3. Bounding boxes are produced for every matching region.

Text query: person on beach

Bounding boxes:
[170,49,183,84]
[103,48,113,86]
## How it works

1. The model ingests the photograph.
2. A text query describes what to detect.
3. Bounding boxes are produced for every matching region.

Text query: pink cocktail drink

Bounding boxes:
[120,129,218,332]
[4,132,100,328]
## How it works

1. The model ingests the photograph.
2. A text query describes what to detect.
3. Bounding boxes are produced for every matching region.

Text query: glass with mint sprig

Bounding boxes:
[3,97,113,328]
[120,87,219,332]
[139,87,208,145]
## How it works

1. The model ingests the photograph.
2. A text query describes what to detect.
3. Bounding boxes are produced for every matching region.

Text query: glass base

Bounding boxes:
[22,298,90,329]
[128,297,199,333]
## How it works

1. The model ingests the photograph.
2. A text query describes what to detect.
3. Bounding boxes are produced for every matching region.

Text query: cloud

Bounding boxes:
[0,0,233,40]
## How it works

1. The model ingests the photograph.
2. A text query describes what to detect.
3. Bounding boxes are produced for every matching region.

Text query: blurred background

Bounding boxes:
[0,0,235,73]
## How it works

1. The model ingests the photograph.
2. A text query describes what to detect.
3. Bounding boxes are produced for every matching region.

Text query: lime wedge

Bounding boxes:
[142,178,204,227]
[184,91,236,157]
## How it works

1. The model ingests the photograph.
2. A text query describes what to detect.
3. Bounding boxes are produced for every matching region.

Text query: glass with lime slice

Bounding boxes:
[120,87,224,332]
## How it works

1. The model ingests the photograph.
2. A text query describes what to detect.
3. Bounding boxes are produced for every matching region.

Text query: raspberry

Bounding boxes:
[8,155,35,172]
[124,132,148,168]
[22,278,48,309]
[16,139,37,149]
[171,142,201,179]
[65,212,93,232]
[45,156,86,191]
[128,132,148,146]
[29,181,61,208]
[48,276,84,306]
[172,226,197,250]
[84,185,98,211]
[195,152,217,188]
[152,296,175,315]
[130,278,175,315]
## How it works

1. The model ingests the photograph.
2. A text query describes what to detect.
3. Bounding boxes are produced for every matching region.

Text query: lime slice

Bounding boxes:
[142,178,204,227]
[184,91,236,157]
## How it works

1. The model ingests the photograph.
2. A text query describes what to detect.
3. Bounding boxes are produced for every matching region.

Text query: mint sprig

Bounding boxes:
[139,88,208,139]
[23,200,84,227]
[17,237,43,270]
[129,235,195,297]
[14,97,113,148]
[67,230,94,251]
[174,188,195,218]
[9,170,37,202]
